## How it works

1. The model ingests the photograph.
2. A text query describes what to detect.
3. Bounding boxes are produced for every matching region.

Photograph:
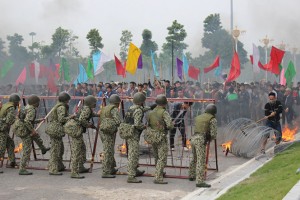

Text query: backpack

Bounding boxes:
[144,109,165,144]
[118,108,136,140]
[99,105,117,134]
[63,119,83,138]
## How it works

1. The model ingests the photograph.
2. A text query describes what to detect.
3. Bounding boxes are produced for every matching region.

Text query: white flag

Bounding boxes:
[33,60,40,84]
[252,44,260,73]
[94,52,111,75]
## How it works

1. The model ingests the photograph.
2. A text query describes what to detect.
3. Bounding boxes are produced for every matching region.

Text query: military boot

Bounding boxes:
[79,167,90,173]
[19,169,33,175]
[154,180,168,184]
[136,169,145,177]
[49,171,63,176]
[196,182,211,188]
[71,173,85,179]
[41,147,50,155]
[127,177,142,183]
[58,165,66,172]
[102,174,116,178]
[189,177,196,181]
[110,168,118,175]
[9,161,18,168]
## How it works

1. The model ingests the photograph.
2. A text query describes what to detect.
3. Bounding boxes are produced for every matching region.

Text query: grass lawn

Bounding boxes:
[217,142,300,200]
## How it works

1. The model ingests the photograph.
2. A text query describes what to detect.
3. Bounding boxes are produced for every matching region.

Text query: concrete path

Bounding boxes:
[283,180,300,200]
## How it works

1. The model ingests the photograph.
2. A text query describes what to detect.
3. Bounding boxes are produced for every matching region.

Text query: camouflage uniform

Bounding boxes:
[148,106,173,183]
[0,102,16,169]
[71,105,99,178]
[19,105,47,171]
[189,111,217,187]
[48,103,72,174]
[99,104,121,176]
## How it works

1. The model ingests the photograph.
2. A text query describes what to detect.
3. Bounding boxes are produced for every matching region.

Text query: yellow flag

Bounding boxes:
[126,42,141,75]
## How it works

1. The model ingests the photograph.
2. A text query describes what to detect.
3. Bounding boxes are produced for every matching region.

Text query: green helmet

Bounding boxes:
[9,93,21,103]
[84,95,97,108]
[28,95,40,105]
[205,104,217,115]
[109,94,121,104]
[155,95,168,106]
[133,92,146,105]
[58,92,71,103]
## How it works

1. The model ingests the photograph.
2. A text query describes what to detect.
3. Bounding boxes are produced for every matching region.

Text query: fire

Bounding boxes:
[186,139,192,149]
[282,126,298,142]
[221,141,232,151]
[117,143,127,155]
[14,143,23,153]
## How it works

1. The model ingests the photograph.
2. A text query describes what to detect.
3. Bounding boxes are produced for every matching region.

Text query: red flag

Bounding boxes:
[188,65,200,80]
[47,71,57,93]
[226,52,241,82]
[264,46,285,75]
[16,67,27,85]
[39,65,48,78]
[55,64,60,79]
[29,62,35,78]
[114,55,125,76]
[250,55,267,70]
[204,56,220,73]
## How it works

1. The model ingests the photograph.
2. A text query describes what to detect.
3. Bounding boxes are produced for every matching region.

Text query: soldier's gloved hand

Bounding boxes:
[31,130,38,136]
[150,104,157,110]
[70,114,76,119]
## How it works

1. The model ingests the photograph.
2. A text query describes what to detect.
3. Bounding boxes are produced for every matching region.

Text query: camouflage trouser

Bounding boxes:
[48,137,64,173]
[32,134,46,151]
[100,131,116,175]
[70,136,85,174]
[189,134,206,184]
[152,136,168,181]
[127,137,140,178]
[0,131,15,163]
[19,135,32,170]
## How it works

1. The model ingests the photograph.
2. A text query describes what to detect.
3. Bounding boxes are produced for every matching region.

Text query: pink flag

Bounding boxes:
[280,68,286,85]
[16,67,27,85]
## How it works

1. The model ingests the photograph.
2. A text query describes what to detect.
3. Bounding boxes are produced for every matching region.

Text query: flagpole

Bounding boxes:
[260,35,273,82]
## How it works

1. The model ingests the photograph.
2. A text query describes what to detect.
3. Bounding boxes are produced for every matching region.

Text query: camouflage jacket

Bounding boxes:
[54,103,72,124]
[130,105,149,131]
[78,105,99,128]
[24,105,39,132]
[1,103,16,126]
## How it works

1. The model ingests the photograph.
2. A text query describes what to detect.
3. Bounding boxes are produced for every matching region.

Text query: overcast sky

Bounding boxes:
[0,0,299,58]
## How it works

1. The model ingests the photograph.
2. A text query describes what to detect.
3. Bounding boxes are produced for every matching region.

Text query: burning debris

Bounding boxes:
[221,141,232,156]
[14,143,23,153]
[282,126,298,142]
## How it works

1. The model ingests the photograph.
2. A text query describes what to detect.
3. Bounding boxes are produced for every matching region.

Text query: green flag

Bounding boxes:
[1,60,14,78]
[59,58,71,82]
[284,61,296,87]
[275,64,283,77]
[86,58,94,79]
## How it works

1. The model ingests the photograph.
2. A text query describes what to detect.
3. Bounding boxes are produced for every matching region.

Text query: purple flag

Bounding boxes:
[138,54,143,69]
[177,58,183,80]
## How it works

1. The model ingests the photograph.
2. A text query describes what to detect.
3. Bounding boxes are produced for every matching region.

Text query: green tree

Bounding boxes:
[0,38,7,60]
[140,29,158,56]
[203,14,222,34]
[86,29,103,56]
[51,27,71,57]
[119,30,133,61]
[6,33,29,66]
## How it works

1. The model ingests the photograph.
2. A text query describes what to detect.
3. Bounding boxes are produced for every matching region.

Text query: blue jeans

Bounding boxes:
[266,120,282,142]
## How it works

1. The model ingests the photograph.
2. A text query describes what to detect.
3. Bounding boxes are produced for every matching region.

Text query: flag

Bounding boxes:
[264,46,285,75]
[285,61,296,87]
[54,64,60,79]
[138,54,143,69]
[1,60,14,78]
[214,65,222,77]
[126,42,141,75]
[150,50,159,77]
[114,55,125,76]
[95,52,111,75]
[280,68,286,86]
[39,65,48,78]
[86,58,94,79]
[250,55,268,71]
[226,52,241,82]
[204,56,220,73]
[59,58,71,82]
[33,60,40,83]
[47,71,57,93]
[50,58,56,72]
[188,65,200,80]
[176,58,183,80]
[74,64,88,85]
[93,51,101,73]
[123,61,127,78]
[29,62,35,78]
[182,54,189,75]
[15,67,26,85]
[252,44,260,73]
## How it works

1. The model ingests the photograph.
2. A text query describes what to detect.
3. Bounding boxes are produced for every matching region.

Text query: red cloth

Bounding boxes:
[114,55,125,76]
[204,56,219,73]
[227,52,241,82]
[188,65,200,80]
[29,63,35,78]
[47,71,57,93]
[250,55,267,70]
[263,46,285,75]
[16,67,27,85]
[39,65,48,78]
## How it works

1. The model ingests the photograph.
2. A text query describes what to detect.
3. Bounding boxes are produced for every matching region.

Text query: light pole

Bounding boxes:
[260,35,273,81]
[232,26,245,52]
[29,32,36,58]
[171,40,174,85]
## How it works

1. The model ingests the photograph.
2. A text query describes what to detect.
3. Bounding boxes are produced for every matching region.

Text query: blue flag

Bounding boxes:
[74,64,88,85]
[92,51,101,73]
[182,54,189,75]
[151,50,159,77]
[214,65,222,77]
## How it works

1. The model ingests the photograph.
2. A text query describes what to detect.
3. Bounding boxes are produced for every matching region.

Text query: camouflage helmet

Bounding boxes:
[9,93,21,103]
[133,92,146,105]
[155,95,168,106]
[84,95,97,108]
[58,92,71,103]
[109,94,121,104]
[205,104,217,115]
[28,95,40,105]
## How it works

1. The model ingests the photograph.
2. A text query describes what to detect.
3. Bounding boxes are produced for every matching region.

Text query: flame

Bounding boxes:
[186,139,192,149]
[14,143,23,153]
[117,143,127,155]
[282,126,298,142]
[221,141,232,152]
